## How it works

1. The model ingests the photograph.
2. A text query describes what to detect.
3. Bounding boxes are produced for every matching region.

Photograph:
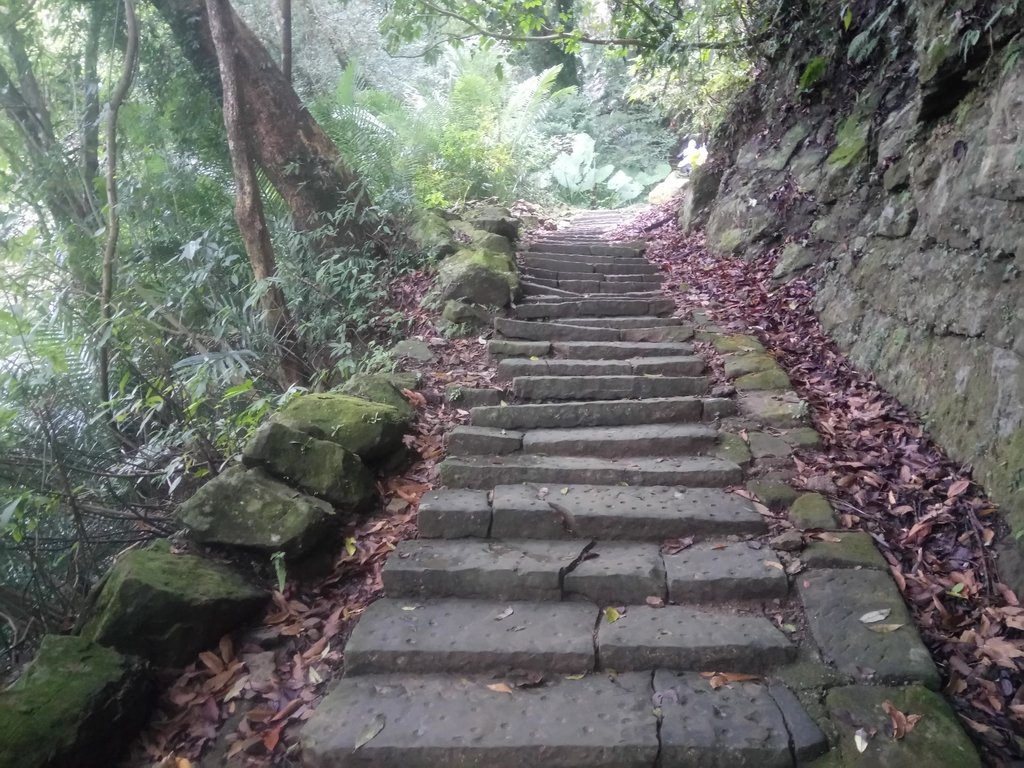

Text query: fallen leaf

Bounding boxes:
[486,683,513,694]
[947,479,970,498]
[764,560,785,571]
[604,606,623,623]
[645,596,665,608]
[344,537,357,557]
[495,606,514,620]
[867,623,905,634]
[854,727,870,753]
[354,714,385,750]
[859,609,892,624]
[882,700,923,740]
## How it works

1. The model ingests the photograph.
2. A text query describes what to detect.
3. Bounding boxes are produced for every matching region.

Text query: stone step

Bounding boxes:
[663,542,790,602]
[447,423,717,458]
[300,672,658,767]
[521,281,579,298]
[438,454,743,489]
[487,484,767,540]
[522,267,662,284]
[495,318,689,343]
[511,374,710,401]
[513,298,673,320]
[496,355,705,379]
[523,252,648,265]
[543,317,686,329]
[302,671,822,767]
[526,242,644,257]
[523,257,660,275]
[486,340,695,360]
[345,598,596,675]
[470,396,726,429]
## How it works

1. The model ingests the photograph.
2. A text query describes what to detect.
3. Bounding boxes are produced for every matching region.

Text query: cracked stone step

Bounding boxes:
[598,606,796,672]
[300,672,659,768]
[471,396,706,429]
[345,599,597,675]
[544,317,685,329]
[490,485,766,540]
[522,257,661,275]
[417,489,491,538]
[446,425,523,456]
[437,454,743,489]
[664,542,789,602]
[512,374,710,400]
[486,339,696,360]
[382,539,587,600]
[497,356,704,380]
[513,298,675,320]
[564,542,666,603]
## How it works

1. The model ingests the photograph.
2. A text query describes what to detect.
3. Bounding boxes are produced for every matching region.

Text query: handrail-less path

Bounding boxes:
[300,211,979,767]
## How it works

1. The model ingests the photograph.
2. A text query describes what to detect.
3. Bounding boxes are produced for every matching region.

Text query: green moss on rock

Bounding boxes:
[436,247,519,307]
[723,352,778,379]
[0,635,153,768]
[827,115,869,169]
[782,427,822,449]
[712,334,766,354]
[747,477,799,510]
[716,433,752,466]
[274,392,409,462]
[177,466,335,559]
[804,531,887,569]
[79,544,266,667]
[789,493,837,529]
[735,367,792,391]
[338,374,415,421]
[243,422,376,509]
[407,210,456,258]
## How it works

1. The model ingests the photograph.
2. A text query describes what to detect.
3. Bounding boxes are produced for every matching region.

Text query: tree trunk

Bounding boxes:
[205,0,307,388]
[153,0,380,255]
[280,0,292,83]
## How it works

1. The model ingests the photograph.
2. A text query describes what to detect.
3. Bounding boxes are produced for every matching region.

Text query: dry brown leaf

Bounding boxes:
[486,683,513,694]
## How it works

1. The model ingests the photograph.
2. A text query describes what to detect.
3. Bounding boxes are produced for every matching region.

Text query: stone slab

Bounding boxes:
[487,340,551,360]
[551,341,694,359]
[788,493,836,529]
[521,423,718,458]
[512,374,709,400]
[514,299,653,320]
[747,431,793,459]
[739,391,809,427]
[767,683,829,761]
[301,673,659,768]
[824,684,981,767]
[545,316,679,329]
[563,542,666,604]
[803,531,887,569]
[655,671,792,767]
[438,454,743,489]
[598,606,795,672]
[799,568,940,688]
[498,359,630,379]
[382,539,588,601]
[417,490,491,539]
[664,542,789,603]
[628,356,705,375]
[495,318,619,342]
[490,485,766,540]
[447,425,522,455]
[345,599,597,674]
[621,325,694,342]
[447,387,505,408]
[471,397,704,430]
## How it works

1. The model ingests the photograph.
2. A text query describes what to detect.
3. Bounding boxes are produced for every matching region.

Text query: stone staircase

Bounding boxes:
[300,212,972,767]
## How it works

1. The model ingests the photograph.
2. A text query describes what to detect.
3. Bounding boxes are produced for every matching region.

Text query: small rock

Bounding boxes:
[771,530,805,552]
[711,383,737,398]
[393,339,434,361]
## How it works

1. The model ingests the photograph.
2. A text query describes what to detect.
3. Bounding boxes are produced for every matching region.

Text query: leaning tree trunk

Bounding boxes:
[152,0,380,254]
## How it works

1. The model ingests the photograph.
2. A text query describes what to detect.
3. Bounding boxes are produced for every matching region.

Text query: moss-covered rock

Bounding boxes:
[338,374,415,421]
[803,531,887,570]
[782,427,822,449]
[436,247,519,307]
[747,477,799,510]
[243,422,376,509]
[716,432,752,466]
[442,299,495,328]
[712,334,766,354]
[825,684,980,767]
[469,205,520,241]
[273,392,409,462]
[0,635,153,768]
[407,210,456,258]
[789,493,836,530]
[735,367,792,391]
[739,390,809,427]
[177,466,335,559]
[723,351,778,379]
[78,543,266,667]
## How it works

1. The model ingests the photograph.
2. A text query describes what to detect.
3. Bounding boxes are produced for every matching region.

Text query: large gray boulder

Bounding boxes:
[0,635,153,768]
[78,541,266,668]
[436,247,519,307]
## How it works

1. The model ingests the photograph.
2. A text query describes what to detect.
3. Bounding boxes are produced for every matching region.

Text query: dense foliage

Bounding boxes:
[0,0,765,667]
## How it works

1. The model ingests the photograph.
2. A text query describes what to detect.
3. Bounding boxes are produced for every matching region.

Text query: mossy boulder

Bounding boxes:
[436,247,519,308]
[243,422,376,509]
[177,466,335,559]
[735,367,792,391]
[78,543,266,667]
[716,432,752,466]
[338,374,415,421]
[747,477,799,510]
[789,493,836,530]
[273,392,409,463]
[469,205,520,242]
[408,210,456,258]
[0,635,153,768]
[442,299,496,327]
[712,334,766,354]
[803,531,887,570]
[723,352,778,379]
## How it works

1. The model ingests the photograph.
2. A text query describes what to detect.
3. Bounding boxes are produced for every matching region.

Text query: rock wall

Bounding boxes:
[686,1,1024,584]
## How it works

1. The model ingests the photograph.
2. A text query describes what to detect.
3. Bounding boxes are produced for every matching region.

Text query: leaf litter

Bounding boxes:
[612,201,1024,764]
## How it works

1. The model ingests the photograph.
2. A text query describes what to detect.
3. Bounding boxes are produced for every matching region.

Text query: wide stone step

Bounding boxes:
[521,281,579,297]
[496,319,691,343]
[418,485,768,541]
[496,355,705,379]
[437,454,742,489]
[486,340,695,360]
[345,599,597,675]
[470,396,723,429]
[301,671,821,768]
[511,374,710,400]
[513,298,673,320]
[447,423,717,457]
[523,257,661,275]
[522,267,662,284]
[526,242,644,257]
[541,316,685,329]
